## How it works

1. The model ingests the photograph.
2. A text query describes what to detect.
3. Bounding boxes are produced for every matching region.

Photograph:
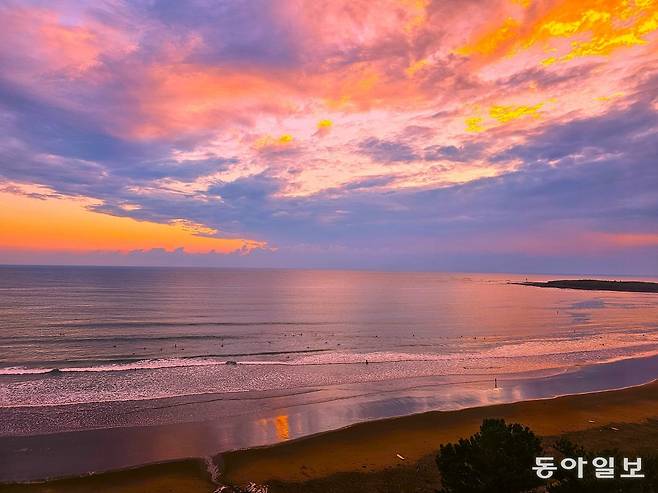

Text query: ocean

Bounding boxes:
[1,266,657,408]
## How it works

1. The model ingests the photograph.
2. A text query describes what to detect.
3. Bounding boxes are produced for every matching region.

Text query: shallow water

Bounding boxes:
[1,266,658,407]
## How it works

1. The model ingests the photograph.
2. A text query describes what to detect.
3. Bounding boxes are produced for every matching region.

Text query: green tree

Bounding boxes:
[435,418,543,493]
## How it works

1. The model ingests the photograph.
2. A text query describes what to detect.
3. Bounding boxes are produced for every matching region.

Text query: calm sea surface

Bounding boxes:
[1,266,658,408]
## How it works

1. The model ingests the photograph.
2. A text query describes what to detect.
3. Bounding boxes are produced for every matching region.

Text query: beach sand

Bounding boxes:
[2,380,657,492]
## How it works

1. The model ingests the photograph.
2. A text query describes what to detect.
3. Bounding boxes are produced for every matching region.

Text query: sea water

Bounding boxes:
[1,266,657,408]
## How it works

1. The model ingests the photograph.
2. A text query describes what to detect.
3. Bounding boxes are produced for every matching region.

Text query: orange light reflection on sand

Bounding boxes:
[257,414,291,441]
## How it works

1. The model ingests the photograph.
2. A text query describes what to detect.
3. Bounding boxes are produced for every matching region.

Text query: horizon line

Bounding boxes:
[0,262,656,279]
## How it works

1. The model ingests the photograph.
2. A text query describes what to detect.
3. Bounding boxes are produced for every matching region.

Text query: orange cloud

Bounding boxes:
[118,0,439,137]
[0,5,133,78]
[124,66,299,139]
[120,57,430,140]
[593,232,658,248]
[0,191,265,254]
[459,0,658,64]
[458,17,521,57]
[485,230,658,255]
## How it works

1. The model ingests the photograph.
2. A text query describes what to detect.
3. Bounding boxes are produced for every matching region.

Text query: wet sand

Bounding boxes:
[0,460,215,493]
[2,379,657,492]
[221,379,658,485]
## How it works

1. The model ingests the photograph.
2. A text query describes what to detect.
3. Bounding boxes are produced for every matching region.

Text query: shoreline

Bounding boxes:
[2,379,658,492]
[1,354,658,485]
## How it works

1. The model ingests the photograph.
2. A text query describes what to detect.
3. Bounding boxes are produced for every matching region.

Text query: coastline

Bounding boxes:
[2,354,658,484]
[2,378,657,492]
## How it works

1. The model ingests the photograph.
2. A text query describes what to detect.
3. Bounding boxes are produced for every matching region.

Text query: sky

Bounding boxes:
[0,0,657,274]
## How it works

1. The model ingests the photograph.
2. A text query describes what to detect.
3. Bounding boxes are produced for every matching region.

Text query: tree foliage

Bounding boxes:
[435,418,543,493]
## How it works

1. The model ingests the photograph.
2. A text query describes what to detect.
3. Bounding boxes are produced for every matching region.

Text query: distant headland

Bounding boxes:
[513,279,658,293]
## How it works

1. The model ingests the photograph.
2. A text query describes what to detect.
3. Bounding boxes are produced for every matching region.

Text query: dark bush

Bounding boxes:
[435,418,543,493]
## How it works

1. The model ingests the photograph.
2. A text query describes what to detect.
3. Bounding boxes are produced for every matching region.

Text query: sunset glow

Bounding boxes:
[0,189,263,254]
[0,0,656,272]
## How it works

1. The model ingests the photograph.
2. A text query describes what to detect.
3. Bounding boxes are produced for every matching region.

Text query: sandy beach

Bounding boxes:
[2,379,657,492]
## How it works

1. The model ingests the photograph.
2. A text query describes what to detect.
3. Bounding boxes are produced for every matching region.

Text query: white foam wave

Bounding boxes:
[2,329,657,376]
[0,358,223,375]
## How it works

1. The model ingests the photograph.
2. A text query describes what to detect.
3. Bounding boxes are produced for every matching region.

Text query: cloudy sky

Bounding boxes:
[0,0,657,274]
